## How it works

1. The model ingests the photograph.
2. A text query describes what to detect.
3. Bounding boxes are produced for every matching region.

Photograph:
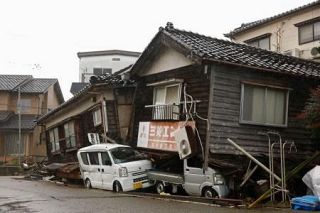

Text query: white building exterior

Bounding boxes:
[225,1,320,61]
[77,50,140,82]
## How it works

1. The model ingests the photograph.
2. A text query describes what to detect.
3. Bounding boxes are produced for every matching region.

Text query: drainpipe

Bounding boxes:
[18,86,21,166]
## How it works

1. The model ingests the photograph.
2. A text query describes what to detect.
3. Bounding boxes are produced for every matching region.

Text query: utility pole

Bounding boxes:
[18,86,21,167]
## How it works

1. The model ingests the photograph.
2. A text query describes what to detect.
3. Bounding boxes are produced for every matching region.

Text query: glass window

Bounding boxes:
[241,84,288,126]
[259,37,270,50]
[153,84,181,120]
[314,22,320,40]
[88,152,99,165]
[64,121,76,148]
[19,99,31,113]
[101,152,112,165]
[80,152,89,165]
[299,21,320,44]
[49,128,60,152]
[110,147,146,164]
[153,84,180,105]
[93,68,103,75]
[154,87,166,105]
[92,109,102,126]
[300,24,313,44]
[246,36,270,50]
[93,68,112,75]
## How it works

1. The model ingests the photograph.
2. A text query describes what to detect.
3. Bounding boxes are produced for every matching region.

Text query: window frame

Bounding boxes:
[92,108,102,126]
[239,82,290,128]
[49,127,60,153]
[93,67,112,76]
[19,98,31,113]
[297,18,320,45]
[88,152,100,165]
[152,83,182,106]
[64,121,76,149]
[244,33,271,50]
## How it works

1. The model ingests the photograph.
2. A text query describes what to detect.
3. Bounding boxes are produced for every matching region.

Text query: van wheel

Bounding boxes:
[202,187,218,198]
[84,179,91,189]
[155,182,165,194]
[113,181,123,193]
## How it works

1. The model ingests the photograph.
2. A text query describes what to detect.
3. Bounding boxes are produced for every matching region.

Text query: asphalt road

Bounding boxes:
[0,176,292,213]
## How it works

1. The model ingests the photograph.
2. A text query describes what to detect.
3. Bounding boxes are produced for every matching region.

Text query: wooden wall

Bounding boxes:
[46,101,121,163]
[131,65,210,148]
[208,64,319,158]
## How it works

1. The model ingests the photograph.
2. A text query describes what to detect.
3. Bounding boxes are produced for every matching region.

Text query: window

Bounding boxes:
[245,34,271,50]
[92,109,102,126]
[153,84,181,120]
[153,84,180,105]
[19,99,31,113]
[240,83,289,127]
[49,128,60,152]
[298,20,320,44]
[88,152,99,165]
[109,147,145,164]
[80,152,89,165]
[101,152,112,165]
[4,133,28,155]
[93,68,112,76]
[64,121,76,148]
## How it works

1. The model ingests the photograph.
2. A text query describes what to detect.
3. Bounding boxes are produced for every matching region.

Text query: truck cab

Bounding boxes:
[183,158,228,198]
[148,157,229,198]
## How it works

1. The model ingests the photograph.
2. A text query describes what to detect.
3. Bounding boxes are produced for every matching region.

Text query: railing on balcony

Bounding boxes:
[145,104,180,121]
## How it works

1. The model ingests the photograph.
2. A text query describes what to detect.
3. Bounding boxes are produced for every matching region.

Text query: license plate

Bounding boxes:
[133,182,142,189]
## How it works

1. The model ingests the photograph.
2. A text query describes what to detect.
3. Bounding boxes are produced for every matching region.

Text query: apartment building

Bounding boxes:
[225,0,320,61]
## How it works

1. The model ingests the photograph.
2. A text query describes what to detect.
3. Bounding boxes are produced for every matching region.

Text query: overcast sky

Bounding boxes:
[0,0,314,100]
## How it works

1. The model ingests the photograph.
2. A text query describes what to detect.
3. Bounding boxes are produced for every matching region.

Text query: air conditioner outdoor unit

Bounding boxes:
[311,47,320,58]
[283,48,300,57]
[174,126,198,159]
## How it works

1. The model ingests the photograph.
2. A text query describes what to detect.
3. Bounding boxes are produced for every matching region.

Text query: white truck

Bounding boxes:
[147,158,229,198]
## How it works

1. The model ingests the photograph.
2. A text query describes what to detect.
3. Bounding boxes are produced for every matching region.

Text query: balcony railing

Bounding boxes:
[145,104,180,121]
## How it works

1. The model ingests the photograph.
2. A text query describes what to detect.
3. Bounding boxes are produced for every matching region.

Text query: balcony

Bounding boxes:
[145,104,180,121]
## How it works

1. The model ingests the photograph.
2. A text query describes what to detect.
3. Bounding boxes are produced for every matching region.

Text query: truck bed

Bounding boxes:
[147,170,184,184]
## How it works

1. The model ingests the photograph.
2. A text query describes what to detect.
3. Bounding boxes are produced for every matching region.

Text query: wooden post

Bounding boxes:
[248,151,320,208]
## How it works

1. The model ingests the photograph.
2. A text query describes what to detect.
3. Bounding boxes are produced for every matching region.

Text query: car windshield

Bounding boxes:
[109,147,146,164]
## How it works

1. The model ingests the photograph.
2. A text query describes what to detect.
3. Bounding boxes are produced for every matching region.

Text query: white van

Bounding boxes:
[77,143,152,192]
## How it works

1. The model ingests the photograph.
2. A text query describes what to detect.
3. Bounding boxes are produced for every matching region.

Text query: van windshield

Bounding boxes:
[110,147,146,164]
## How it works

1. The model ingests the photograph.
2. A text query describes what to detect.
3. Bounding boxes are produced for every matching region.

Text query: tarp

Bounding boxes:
[302,165,320,196]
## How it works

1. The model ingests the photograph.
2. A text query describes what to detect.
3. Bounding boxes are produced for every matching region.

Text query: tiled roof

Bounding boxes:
[132,23,320,78]
[70,82,89,95]
[225,0,320,37]
[37,84,92,123]
[0,75,31,91]
[38,69,136,123]
[19,78,58,93]
[0,111,14,122]
[90,65,135,86]
[0,114,37,130]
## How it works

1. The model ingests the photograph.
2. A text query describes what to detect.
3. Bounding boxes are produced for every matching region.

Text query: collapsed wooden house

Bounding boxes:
[37,67,135,163]
[127,23,320,179]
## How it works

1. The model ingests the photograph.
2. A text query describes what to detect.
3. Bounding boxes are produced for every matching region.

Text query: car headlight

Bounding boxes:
[119,167,128,177]
[213,173,224,185]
